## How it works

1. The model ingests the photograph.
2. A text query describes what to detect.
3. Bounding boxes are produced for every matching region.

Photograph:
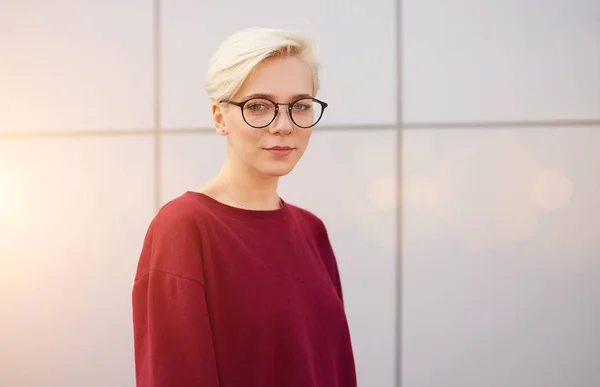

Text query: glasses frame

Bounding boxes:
[220,96,328,129]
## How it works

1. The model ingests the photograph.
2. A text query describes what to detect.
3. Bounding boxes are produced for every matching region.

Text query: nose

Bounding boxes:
[269,107,294,135]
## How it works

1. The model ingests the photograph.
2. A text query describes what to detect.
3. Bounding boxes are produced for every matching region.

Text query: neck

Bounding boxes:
[218,161,281,210]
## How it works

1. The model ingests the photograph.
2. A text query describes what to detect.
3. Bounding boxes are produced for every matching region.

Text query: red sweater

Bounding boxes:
[132,192,357,387]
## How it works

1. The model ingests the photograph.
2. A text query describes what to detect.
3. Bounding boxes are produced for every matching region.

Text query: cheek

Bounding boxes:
[297,129,313,149]
[228,126,263,156]
[290,130,312,161]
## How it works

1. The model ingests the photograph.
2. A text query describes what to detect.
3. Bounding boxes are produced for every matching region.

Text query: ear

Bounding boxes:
[212,102,229,136]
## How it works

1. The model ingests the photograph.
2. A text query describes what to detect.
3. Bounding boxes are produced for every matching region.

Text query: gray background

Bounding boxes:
[1,0,599,386]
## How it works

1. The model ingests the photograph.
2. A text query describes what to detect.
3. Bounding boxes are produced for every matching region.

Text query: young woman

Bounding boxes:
[132,27,357,387]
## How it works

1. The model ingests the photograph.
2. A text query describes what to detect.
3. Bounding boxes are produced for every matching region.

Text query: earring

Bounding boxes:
[219,127,225,133]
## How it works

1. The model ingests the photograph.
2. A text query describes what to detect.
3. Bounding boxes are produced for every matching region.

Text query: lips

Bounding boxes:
[265,146,294,157]
[265,146,293,150]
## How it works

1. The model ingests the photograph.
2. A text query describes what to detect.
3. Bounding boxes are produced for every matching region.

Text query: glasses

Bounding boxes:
[220,97,328,129]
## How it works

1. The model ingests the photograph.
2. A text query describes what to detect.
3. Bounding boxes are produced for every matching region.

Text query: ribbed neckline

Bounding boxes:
[184,191,292,220]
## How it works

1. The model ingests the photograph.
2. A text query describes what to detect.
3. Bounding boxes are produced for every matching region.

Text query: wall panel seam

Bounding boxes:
[395,0,403,385]
[3,120,599,140]
[153,0,162,212]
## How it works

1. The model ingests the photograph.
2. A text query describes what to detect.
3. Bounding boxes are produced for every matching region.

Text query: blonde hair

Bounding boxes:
[204,27,321,102]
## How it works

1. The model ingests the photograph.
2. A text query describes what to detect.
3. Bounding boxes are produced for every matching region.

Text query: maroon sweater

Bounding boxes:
[132,191,357,387]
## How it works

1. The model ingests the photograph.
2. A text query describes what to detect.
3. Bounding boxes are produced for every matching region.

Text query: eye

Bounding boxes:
[247,103,267,111]
[244,98,275,114]
[292,102,312,111]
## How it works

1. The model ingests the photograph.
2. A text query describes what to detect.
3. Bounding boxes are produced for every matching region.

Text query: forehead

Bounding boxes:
[235,56,314,100]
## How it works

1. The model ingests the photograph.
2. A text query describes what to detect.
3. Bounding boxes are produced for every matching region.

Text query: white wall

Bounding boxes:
[0,1,598,387]
[402,1,600,386]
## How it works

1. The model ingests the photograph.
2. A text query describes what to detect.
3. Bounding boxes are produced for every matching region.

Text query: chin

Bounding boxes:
[259,162,297,177]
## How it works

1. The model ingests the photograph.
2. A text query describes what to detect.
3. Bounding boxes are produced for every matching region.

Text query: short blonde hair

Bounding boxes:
[204,27,321,102]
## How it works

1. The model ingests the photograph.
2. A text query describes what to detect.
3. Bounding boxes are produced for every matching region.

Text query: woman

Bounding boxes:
[132,27,357,387]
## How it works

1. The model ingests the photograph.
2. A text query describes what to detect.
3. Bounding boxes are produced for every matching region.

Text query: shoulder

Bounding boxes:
[286,203,327,231]
[149,192,214,235]
[135,193,212,281]
[286,203,332,246]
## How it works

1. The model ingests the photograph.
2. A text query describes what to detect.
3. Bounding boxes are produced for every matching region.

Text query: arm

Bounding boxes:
[315,219,345,304]
[132,211,220,387]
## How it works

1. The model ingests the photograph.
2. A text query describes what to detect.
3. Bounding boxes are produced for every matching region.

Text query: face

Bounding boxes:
[212,56,317,178]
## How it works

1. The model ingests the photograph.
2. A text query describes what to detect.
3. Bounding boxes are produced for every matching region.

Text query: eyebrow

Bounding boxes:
[241,93,313,101]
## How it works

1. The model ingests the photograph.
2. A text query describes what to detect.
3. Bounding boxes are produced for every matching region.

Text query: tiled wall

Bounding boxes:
[1,1,598,386]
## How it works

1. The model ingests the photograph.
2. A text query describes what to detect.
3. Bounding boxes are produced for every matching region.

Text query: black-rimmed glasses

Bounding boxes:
[220,97,328,129]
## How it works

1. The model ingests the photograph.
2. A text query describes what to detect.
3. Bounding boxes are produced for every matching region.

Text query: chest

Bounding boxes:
[200,221,343,335]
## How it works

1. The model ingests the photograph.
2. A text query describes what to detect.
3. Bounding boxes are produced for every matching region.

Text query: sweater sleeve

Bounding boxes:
[132,209,220,387]
[315,219,345,304]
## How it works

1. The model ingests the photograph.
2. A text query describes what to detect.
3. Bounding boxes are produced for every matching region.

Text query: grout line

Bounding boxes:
[395,0,403,385]
[159,119,600,132]
[3,119,599,140]
[0,129,153,139]
[405,119,600,129]
[152,0,162,212]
